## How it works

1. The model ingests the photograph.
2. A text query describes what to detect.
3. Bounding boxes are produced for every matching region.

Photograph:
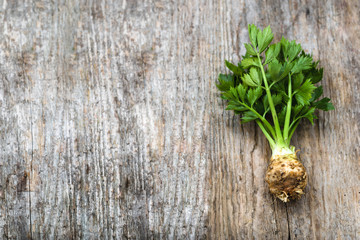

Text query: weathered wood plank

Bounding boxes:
[0,1,39,238]
[0,0,359,239]
[284,0,360,239]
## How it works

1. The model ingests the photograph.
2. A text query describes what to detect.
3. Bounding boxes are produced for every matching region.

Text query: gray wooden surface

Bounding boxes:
[0,0,359,239]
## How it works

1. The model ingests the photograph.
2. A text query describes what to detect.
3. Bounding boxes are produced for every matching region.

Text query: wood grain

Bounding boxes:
[0,0,359,239]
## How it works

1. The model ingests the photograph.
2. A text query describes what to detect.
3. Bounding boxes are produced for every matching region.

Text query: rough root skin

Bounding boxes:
[265,153,307,202]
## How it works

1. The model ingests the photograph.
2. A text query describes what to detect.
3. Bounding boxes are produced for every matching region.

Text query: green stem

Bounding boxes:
[257,53,284,144]
[268,81,277,90]
[262,109,270,118]
[239,102,276,139]
[288,118,298,132]
[256,120,275,149]
[283,73,292,143]
[287,107,316,144]
[288,107,313,131]
[287,120,300,145]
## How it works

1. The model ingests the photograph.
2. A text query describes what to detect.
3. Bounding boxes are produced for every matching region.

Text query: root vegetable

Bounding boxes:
[216,25,333,202]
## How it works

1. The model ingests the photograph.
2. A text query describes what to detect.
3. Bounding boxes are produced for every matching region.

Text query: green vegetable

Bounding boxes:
[216,24,334,202]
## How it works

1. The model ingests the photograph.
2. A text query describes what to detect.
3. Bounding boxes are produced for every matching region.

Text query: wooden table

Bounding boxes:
[0,0,359,239]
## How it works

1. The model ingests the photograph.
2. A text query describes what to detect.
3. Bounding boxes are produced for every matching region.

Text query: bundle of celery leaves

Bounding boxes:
[216,24,334,202]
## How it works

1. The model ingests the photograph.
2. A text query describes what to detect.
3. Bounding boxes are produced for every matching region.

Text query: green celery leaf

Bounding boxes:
[298,106,311,116]
[265,43,281,64]
[278,106,287,127]
[234,110,246,115]
[279,90,290,102]
[241,57,260,69]
[216,24,334,131]
[278,62,294,80]
[294,79,316,105]
[228,100,239,105]
[303,107,316,124]
[249,67,262,85]
[247,88,255,106]
[226,104,247,112]
[305,67,323,84]
[220,95,227,100]
[248,24,259,48]
[292,56,313,74]
[293,73,304,90]
[247,87,263,106]
[292,106,318,124]
[216,74,234,91]
[244,43,257,56]
[241,111,258,123]
[241,73,258,87]
[221,91,236,101]
[292,105,303,119]
[268,59,282,81]
[258,25,274,53]
[236,84,247,102]
[254,101,265,115]
[256,31,262,50]
[268,61,293,83]
[287,40,302,62]
[230,87,239,100]
[280,37,290,59]
[272,94,283,107]
[225,60,243,75]
[262,95,269,112]
[271,81,287,99]
[310,86,323,101]
[313,98,335,111]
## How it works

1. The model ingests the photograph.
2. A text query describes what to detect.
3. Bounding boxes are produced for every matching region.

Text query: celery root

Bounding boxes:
[216,24,333,202]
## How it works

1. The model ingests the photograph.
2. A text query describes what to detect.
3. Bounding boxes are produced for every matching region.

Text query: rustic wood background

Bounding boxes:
[0,0,359,239]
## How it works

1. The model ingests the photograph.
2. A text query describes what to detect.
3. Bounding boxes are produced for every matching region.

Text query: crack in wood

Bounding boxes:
[286,204,291,240]
[28,68,34,240]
